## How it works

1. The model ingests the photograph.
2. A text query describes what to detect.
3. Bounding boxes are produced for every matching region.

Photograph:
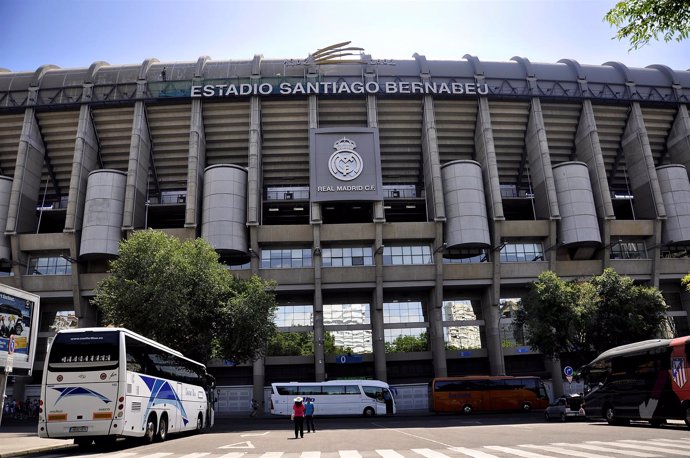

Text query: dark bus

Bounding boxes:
[580,336,690,427]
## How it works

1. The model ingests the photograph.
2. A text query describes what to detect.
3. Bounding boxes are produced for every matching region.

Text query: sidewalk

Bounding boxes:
[0,419,75,458]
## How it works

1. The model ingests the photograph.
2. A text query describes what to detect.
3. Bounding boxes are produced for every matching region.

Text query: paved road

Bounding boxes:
[6,413,690,458]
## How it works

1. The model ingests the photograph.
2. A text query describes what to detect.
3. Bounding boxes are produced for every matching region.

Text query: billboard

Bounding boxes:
[0,284,40,374]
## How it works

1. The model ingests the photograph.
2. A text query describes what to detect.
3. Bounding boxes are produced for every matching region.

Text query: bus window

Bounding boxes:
[276,385,299,396]
[363,386,384,401]
[47,331,119,371]
[300,386,323,396]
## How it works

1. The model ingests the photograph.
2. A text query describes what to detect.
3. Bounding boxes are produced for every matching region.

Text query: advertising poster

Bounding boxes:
[0,285,40,373]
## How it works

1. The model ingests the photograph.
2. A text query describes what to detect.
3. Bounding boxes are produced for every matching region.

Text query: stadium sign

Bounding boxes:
[190,80,489,98]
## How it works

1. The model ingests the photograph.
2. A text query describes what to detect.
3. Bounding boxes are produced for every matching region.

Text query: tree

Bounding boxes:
[384,332,429,352]
[513,271,583,358]
[682,271,690,291]
[93,230,277,364]
[604,0,690,50]
[584,268,669,354]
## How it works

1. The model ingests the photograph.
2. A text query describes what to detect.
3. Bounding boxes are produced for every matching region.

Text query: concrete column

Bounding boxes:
[247,96,261,227]
[65,105,99,233]
[252,357,265,417]
[475,97,504,221]
[575,100,615,221]
[547,356,564,398]
[667,104,690,176]
[122,102,151,230]
[429,222,447,377]
[6,109,44,234]
[622,102,666,220]
[422,96,446,222]
[185,98,206,230]
[525,98,560,220]
[308,94,326,382]
[475,96,505,375]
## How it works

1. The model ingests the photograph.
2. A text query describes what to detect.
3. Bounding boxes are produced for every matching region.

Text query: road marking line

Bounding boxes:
[587,441,689,455]
[376,449,406,458]
[300,452,321,458]
[242,432,271,437]
[219,442,255,449]
[339,451,361,458]
[484,446,554,458]
[449,447,501,458]
[259,453,284,458]
[179,454,211,458]
[369,423,455,448]
[137,454,174,458]
[521,444,612,458]
[101,453,138,458]
[411,448,453,458]
[646,439,690,449]
[217,453,247,458]
[552,442,660,457]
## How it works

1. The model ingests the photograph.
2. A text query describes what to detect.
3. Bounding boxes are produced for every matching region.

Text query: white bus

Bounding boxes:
[38,327,215,448]
[270,380,396,417]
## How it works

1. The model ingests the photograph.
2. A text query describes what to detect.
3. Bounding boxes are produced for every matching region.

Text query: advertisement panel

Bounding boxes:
[0,284,40,374]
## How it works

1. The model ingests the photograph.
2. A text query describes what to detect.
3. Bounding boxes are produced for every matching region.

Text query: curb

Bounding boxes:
[0,443,76,458]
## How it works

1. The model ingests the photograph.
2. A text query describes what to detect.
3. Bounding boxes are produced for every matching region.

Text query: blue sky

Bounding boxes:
[1,0,689,73]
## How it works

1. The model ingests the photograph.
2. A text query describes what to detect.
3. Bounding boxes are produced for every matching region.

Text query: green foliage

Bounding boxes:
[266,331,353,356]
[385,332,429,352]
[93,230,277,364]
[605,0,690,50]
[584,268,669,354]
[682,272,690,291]
[515,268,670,359]
[513,271,582,358]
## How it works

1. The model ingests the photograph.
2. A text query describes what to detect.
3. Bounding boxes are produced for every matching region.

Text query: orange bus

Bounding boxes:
[430,376,549,414]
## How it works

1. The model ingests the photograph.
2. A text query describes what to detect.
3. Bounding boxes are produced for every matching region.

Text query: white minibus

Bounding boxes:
[270,380,396,417]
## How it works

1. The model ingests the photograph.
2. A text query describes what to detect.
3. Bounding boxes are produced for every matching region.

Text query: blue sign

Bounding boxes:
[458,351,472,357]
[336,355,363,364]
[516,347,529,353]
[563,366,574,377]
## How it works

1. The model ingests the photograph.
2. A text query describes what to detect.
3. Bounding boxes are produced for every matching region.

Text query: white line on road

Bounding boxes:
[521,444,612,458]
[300,451,321,458]
[242,432,271,437]
[339,450,361,458]
[484,446,554,458]
[369,423,455,449]
[259,453,284,458]
[586,441,689,455]
[552,442,661,457]
[411,448,453,458]
[179,454,211,458]
[376,449,406,458]
[448,447,501,458]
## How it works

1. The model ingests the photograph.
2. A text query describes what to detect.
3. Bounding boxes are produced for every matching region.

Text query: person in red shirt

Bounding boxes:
[291,396,305,438]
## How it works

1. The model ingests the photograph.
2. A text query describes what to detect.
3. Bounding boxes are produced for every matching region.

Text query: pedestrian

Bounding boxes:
[291,396,305,439]
[249,398,259,417]
[304,397,316,432]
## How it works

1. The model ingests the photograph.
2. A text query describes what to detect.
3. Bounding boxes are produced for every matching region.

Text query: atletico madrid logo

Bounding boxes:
[672,357,687,388]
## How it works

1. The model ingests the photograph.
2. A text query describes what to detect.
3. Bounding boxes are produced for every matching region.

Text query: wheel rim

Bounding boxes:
[197,416,203,431]
[463,405,472,414]
[145,419,155,442]
[159,418,167,441]
[606,408,614,422]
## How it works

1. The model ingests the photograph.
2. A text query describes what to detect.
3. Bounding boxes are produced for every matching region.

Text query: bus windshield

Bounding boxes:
[47,331,119,371]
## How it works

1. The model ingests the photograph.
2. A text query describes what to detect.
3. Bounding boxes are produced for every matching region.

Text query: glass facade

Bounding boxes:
[27,254,72,275]
[260,248,313,268]
[499,242,545,262]
[323,303,372,353]
[610,240,648,259]
[499,298,525,348]
[441,299,484,350]
[322,247,373,267]
[382,245,432,265]
[383,301,428,352]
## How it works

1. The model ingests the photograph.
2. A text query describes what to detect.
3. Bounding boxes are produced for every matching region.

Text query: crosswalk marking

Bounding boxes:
[646,440,690,450]
[100,453,138,458]
[619,439,690,450]
[138,454,174,458]
[411,448,453,458]
[179,454,211,458]
[483,446,554,457]
[552,442,661,457]
[448,447,501,458]
[521,443,613,458]
[586,441,689,455]
[259,453,284,458]
[300,452,321,458]
[217,454,246,458]
[339,451,361,458]
[376,450,406,458]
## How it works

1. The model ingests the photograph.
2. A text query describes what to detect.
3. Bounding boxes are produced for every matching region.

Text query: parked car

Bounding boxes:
[544,394,586,422]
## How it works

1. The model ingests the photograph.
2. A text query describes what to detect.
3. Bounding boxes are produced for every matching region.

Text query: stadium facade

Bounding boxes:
[1,51,690,400]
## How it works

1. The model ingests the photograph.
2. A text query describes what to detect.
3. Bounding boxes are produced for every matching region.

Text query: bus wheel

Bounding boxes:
[462,404,473,415]
[363,407,375,417]
[544,411,550,421]
[684,405,690,428]
[143,415,156,444]
[521,402,532,412]
[560,413,567,422]
[196,414,204,433]
[604,405,616,425]
[157,415,168,442]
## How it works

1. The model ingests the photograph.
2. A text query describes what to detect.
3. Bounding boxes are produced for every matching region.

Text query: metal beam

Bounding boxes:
[142,105,160,197]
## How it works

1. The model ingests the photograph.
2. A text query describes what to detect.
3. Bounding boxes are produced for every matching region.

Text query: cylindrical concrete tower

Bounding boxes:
[201,164,248,254]
[657,164,690,245]
[552,162,601,246]
[0,176,13,260]
[79,169,127,259]
[441,160,491,248]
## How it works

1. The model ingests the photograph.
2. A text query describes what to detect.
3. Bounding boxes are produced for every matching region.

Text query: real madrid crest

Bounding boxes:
[329,137,363,181]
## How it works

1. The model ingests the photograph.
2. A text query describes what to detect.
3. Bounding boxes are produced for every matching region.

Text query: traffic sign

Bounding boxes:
[563,366,573,377]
